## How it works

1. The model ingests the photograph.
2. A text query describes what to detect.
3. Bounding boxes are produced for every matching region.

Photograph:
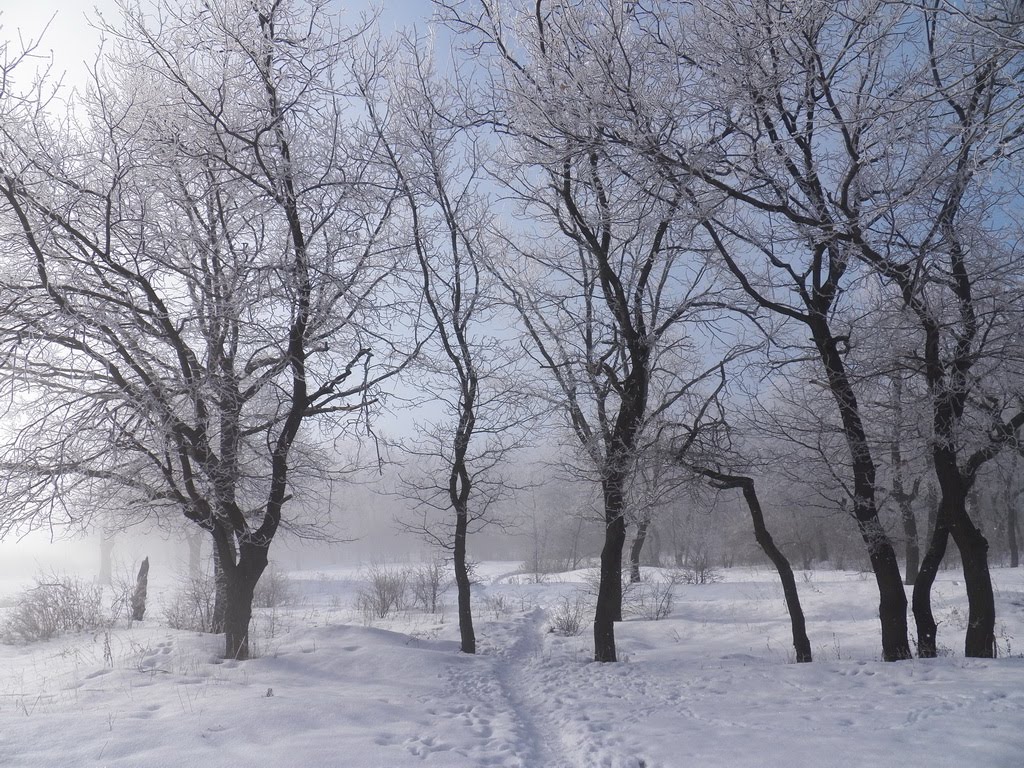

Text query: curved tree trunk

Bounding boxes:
[699,469,812,663]
[913,493,949,659]
[453,506,476,654]
[933,440,997,658]
[811,320,911,661]
[948,498,996,657]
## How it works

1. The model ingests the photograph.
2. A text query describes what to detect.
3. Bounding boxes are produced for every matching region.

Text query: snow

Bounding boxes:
[1,563,1022,767]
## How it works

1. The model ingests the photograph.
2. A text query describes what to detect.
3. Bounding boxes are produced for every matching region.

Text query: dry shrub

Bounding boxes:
[253,565,295,609]
[549,594,589,636]
[408,560,451,614]
[623,572,681,621]
[164,573,218,632]
[3,573,110,644]
[355,564,409,620]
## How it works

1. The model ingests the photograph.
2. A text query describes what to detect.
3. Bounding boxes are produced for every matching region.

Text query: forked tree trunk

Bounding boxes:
[949,501,996,657]
[699,470,812,663]
[933,445,997,658]
[220,540,269,660]
[454,506,475,654]
[629,517,651,583]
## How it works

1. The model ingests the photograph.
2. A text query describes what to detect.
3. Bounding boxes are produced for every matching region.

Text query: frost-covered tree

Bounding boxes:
[359,33,532,654]
[439,0,741,662]
[0,0,407,658]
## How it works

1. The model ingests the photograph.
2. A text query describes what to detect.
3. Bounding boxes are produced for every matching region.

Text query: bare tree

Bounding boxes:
[359,33,532,653]
[0,0,407,658]
[438,1,746,663]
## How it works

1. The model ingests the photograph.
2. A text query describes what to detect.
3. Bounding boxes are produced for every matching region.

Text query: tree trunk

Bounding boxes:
[629,517,651,583]
[902,504,920,586]
[186,528,203,580]
[595,466,629,662]
[212,537,228,634]
[1008,500,1019,568]
[454,507,475,654]
[130,557,149,621]
[811,322,910,661]
[701,470,812,662]
[913,494,949,658]
[220,540,269,660]
[594,511,626,662]
[932,446,996,658]
[949,499,996,657]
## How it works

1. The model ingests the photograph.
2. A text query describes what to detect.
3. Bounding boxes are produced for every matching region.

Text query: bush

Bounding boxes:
[623,572,680,621]
[482,592,512,618]
[355,564,409,620]
[253,565,294,609]
[164,573,218,632]
[3,573,110,644]
[680,562,721,585]
[108,562,140,622]
[549,594,588,636]
[408,560,451,614]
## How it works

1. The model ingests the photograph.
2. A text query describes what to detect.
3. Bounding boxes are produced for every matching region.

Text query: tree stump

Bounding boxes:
[131,557,150,621]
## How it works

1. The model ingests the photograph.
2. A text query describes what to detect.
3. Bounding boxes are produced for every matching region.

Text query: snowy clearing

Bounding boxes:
[1,563,1022,767]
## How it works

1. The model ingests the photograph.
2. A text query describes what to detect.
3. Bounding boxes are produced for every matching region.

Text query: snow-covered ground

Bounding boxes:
[0,562,1022,767]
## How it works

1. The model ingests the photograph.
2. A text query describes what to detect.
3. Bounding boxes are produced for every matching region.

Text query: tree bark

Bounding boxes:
[948,496,996,657]
[933,433,997,657]
[212,534,230,635]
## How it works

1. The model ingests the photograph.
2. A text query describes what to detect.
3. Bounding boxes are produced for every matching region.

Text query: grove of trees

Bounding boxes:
[0,0,1021,664]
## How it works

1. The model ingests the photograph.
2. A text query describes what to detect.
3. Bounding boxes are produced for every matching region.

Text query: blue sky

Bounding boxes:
[3,1,434,85]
